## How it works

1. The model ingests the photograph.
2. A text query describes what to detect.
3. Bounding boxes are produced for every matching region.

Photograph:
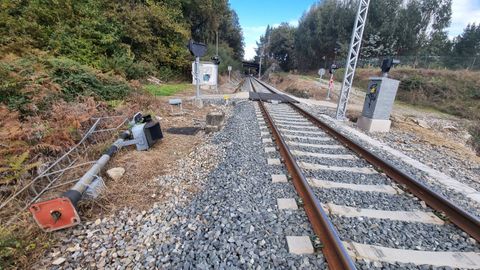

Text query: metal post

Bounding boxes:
[327,74,334,101]
[195,57,200,98]
[215,31,219,93]
[335,0,370,120]
[258,56,262,79]
[469,57,477,70]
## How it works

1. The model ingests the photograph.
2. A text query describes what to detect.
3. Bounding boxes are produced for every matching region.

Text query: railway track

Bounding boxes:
[247,77,480,269]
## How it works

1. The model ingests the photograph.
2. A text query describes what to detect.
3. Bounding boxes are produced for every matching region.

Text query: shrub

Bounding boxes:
[125,61,155,80]
[0,62,30,113]
[46,57,131,101]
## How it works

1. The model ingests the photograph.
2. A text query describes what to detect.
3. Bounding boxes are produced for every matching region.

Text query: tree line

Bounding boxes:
[0,0,244,79]
[255,0,480,71]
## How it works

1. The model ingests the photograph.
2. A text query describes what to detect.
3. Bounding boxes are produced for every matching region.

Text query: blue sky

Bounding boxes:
[229,0,480,60]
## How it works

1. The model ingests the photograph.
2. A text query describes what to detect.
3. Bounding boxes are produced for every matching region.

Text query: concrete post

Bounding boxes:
[195,56,200,98]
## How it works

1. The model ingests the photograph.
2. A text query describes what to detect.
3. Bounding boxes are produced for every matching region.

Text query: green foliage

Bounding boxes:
[0,60,31,114]
[144,83,191,96]
[0,226,21,268]
[46,58,131,101]
[0,151,40,185]
[0,0,244,80]
[257,0,456,71]
[182,0,244,60]
[453,24,480,56]
[203,43,242,73]
[269,23,296,71]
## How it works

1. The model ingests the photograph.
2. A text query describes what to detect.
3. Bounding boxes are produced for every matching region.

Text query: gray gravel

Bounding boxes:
[314,188,424,211]
[333,216,479,252]
[301,168,392,185]
[298,103,480,218]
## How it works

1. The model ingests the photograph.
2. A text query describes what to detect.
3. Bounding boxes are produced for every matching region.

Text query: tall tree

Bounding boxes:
[452,24,480,57]
[268,23,296,71]
[294,0,356,70]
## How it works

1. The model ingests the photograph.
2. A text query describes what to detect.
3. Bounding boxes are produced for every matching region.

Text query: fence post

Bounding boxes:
[469,57,477,70]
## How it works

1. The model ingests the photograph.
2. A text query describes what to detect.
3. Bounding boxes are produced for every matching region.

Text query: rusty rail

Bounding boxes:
[253,77,480,242]
[251,78,357,270]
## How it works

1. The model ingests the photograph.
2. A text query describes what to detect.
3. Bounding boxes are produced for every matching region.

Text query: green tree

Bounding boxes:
[268,23,296,71]
[294,0,356,70]
[452,24,480,57]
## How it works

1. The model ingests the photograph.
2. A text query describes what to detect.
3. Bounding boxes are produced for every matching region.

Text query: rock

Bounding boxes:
[204,125,220,133]
[413,119,430,129]
[443,125,458,132]
[52,257,66,265]
[206,111,225,127]
[106,167,125,181]
[419,201,427,208]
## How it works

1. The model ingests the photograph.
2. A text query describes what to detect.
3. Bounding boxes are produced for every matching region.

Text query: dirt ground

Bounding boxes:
[80,76,238,218]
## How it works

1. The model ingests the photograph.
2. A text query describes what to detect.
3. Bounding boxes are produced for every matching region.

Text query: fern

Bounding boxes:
[0,152,41,185]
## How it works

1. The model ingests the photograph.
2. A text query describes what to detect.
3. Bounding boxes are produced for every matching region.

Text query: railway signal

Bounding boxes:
[29,113,163,232]
[187,39,207,99]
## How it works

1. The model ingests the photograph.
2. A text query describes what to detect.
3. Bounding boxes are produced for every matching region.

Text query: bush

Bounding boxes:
[46,58,131,101]
[0,61,31,113]
[126,61,155,80]
[98,49,155,80]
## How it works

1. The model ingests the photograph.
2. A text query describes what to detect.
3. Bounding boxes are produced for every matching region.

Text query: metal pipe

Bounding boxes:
[63,131,130,205]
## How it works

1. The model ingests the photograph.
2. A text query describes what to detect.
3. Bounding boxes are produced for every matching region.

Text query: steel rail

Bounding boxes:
[250,78,357,270]
[253,77,480,242]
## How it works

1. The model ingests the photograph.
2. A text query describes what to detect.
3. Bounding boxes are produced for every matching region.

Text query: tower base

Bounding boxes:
[357,116,391,133]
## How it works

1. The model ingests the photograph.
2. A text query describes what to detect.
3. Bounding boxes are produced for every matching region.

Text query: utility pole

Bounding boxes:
[335,0,371,120]
[215,31,219,93]
[258,34,270,79]
[195,56,200,98]
[258,52,263,79]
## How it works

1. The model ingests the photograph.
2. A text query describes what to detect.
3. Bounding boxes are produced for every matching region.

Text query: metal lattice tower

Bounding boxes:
[335,0,370,120]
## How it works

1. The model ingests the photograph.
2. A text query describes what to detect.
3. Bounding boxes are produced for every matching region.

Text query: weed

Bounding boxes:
[0,226,21,268]
[0,151,40,185]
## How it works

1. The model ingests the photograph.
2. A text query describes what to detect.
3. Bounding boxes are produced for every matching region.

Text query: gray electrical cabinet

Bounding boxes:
[361,77,400,120]
[357,77,400,132]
